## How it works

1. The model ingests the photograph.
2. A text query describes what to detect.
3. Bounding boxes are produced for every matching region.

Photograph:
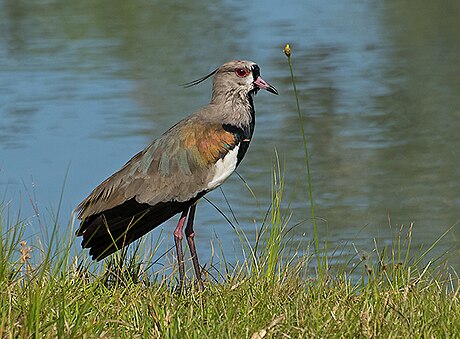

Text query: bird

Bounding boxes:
[75,60,278,290]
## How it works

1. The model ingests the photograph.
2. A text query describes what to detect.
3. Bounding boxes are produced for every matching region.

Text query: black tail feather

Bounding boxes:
[76,198,196,261]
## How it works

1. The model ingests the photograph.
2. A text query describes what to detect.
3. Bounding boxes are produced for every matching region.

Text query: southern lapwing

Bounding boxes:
[75,60,278,290]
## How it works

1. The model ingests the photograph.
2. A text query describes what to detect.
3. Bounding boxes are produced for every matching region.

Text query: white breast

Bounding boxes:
[207,144,240,190]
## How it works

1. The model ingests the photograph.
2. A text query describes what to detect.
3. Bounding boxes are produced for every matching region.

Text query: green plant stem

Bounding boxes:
[285,50,320,269]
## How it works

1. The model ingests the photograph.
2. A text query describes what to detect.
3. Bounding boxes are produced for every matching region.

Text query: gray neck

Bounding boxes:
[211,88,255,136]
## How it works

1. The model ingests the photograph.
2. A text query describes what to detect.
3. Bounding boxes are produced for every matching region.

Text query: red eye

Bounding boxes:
[235,68,250,77]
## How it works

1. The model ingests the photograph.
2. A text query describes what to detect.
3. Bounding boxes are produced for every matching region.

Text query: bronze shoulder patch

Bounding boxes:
[180,122,238,164]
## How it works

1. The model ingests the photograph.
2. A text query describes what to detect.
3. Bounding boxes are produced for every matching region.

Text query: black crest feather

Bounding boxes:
[182,68,219,88]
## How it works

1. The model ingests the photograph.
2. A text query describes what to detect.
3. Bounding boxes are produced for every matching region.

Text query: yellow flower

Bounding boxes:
[284,44,291,57]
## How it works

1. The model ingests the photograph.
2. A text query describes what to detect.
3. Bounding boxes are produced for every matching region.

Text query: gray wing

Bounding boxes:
[76,114,239,221]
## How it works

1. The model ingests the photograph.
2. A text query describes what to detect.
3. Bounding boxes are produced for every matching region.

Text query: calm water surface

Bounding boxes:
[1,0,459,271]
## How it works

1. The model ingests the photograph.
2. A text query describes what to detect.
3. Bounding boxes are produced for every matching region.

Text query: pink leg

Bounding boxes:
[174,207,189,290]
[185,204,204,291]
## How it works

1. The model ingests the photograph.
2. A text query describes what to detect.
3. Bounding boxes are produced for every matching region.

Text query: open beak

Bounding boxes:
[254,76,278,95]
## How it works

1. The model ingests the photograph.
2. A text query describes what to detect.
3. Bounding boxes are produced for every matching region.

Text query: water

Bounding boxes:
[1,0,459,272]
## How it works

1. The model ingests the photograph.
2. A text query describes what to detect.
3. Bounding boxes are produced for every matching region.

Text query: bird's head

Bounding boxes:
[212,60,278,100]
[184,60,278,103]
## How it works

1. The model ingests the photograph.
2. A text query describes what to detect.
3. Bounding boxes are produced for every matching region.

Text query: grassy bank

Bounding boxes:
[0,176,458,338]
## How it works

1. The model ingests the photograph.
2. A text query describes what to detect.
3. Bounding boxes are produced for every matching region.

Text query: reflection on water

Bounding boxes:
[1,0,459,271]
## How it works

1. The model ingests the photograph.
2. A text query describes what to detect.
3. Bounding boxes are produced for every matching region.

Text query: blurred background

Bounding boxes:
[1,0,459,271]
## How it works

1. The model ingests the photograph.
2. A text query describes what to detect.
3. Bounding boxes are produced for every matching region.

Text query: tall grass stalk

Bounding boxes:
[284,44,322,272]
